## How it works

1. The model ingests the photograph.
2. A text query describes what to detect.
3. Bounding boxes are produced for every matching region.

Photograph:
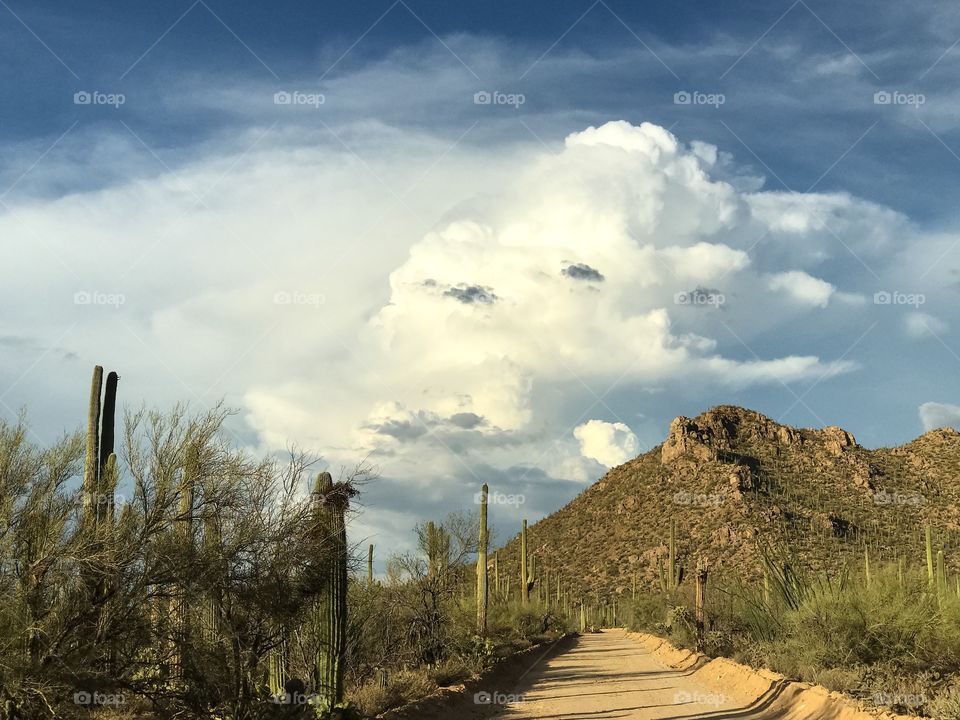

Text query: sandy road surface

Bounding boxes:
[482,629,772,720]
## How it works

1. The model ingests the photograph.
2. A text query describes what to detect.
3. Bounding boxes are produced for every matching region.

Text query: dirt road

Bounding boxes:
[484,629,748,719]
[383,629,884,720]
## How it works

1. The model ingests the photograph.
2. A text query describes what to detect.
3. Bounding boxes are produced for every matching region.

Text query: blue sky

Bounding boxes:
[3,0,960,557]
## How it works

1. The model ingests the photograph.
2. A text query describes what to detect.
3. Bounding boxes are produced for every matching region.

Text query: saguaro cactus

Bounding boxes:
[476,484,489,634]
[520,520,529,605]
[937,549,947,594]
[83,367,103,524]
[314,471,349,708]
[171,443,199,681]
[668,518,677,590]
[926,524,935,587]
[579,600,586,632]
[425,521,451,582]
[695,558,708,651]
[82,366,121,526]
[368,544,374,585]
[99,371,119,511]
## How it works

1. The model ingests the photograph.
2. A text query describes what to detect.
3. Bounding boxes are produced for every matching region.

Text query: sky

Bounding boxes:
[3,0,960,562]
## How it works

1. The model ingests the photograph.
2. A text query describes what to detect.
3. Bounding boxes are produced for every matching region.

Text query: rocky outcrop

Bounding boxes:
[820,426,857,456]
[661,416,724,463]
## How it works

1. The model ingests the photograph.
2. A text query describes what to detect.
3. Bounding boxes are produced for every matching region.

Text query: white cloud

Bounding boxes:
[574,420,640,466]
[0,106,940,556]
[919,402,960,431]
[766,271,835,307]
[905,312,948,338]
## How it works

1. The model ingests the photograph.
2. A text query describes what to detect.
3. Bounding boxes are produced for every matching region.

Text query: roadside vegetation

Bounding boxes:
[0,367,570,720]
[625,546,960,720]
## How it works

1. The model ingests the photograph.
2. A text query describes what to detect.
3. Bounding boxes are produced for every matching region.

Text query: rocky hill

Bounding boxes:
[497,405,960,600]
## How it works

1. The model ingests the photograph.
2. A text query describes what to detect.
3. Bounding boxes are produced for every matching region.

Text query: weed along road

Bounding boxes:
[485,630,739,720]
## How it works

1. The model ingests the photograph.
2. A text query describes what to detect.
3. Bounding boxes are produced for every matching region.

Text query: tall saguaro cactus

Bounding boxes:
[520,519,529,605]
[476,484,489,634]
[171,443,199,681]
[83,367,103,524]
[83,366,121,526]
[668,518,677,591]
[368,544,374,585]
[926,524,935,587]
[314,471,349,708]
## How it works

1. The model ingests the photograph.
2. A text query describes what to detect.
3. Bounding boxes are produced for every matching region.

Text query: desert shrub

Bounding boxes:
[929,679,960,720]
[626,593,669,633]
[781,570,944,671]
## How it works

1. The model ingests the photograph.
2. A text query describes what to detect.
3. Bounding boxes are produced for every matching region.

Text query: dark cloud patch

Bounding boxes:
[444,284,498,305]
[365,419,428,441]
[562,263,605,282]
[0,335,77,361]
[421,278,437,287]
[448,412,485,429]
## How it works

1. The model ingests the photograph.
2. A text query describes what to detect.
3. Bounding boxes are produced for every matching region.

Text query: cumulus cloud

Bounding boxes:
[919,402,960,431]
[0,109,938,557]
[574,420,641,466]
[766,271,835,307]
[905,312,948,338]
[367,121,864,441]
